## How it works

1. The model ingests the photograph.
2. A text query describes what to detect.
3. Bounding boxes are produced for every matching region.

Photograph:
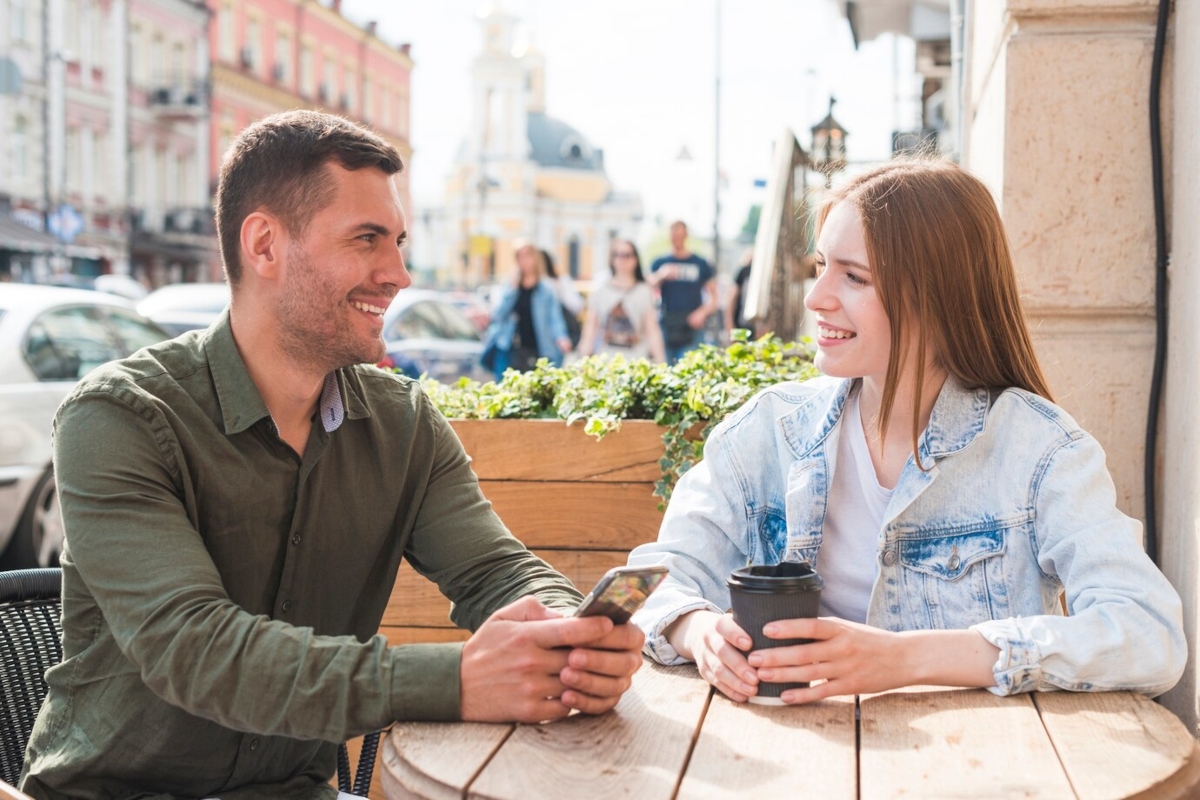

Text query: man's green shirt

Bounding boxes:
[20,312,581,799]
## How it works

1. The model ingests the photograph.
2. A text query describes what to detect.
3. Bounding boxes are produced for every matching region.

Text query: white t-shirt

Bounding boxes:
[817,389,892,623]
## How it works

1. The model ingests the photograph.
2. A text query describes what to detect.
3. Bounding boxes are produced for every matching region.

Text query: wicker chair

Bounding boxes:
[0,568,63,788]
[0,568,377,796]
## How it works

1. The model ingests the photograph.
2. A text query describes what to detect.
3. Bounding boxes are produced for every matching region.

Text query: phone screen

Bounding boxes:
[574,566,668,624]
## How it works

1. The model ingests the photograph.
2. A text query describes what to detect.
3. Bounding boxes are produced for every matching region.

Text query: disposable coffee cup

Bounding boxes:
[727,562,824,705]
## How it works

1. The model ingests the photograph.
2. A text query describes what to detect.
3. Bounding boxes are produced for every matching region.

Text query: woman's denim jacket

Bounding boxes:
[628,376,1186,697]
[481,280,569,365]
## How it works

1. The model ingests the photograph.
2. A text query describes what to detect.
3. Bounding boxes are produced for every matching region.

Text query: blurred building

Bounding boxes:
[0,0,212,286]
[206,0,413,281]
[438,6,642,288]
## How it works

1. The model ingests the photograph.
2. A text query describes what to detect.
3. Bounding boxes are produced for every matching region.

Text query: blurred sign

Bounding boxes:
[0,58,21,94]
[48,204,84,243]
[468,235,493,257]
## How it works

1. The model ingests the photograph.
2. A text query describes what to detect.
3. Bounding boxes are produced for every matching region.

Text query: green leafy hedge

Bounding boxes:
[421,331,818,505]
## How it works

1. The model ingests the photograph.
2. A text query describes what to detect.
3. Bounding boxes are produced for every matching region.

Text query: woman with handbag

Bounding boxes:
[578,240,665,363]
[480,242,572,380]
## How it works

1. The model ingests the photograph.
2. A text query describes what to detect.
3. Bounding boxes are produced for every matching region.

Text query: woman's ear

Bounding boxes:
[241,211,282,281]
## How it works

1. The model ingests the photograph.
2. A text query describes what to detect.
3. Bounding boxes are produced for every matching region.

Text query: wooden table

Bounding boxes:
[380,661,1200,799]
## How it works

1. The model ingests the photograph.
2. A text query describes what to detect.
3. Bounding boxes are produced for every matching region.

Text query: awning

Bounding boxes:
[0,215,105,259]
[0,215,59,254]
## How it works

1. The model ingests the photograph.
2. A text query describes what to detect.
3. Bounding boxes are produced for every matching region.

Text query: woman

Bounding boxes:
[541,248,584,348]
[578,240,666,363]
[480,242,571,380]
[627,160,1185,704]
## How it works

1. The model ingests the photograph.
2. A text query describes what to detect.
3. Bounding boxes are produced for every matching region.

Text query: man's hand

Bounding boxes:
[459,596,634,723]
[559,619,644,715]
[687,307,709,330]
[667,610,760,702]
[747,617,999,704]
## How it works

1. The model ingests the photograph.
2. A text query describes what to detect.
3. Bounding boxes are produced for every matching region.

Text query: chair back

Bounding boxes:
[0,569,63,787]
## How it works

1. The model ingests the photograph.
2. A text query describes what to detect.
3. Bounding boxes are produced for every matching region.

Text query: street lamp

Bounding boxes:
[811,97,849,189]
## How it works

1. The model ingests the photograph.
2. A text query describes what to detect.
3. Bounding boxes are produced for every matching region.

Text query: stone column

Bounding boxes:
[1160,0,1200,735]
[965,0,1197,730]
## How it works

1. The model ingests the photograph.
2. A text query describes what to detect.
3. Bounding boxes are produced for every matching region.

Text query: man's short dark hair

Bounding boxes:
[215,110,404,284]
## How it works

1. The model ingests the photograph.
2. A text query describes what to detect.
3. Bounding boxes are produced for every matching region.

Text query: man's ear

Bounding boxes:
[241,211,284,281]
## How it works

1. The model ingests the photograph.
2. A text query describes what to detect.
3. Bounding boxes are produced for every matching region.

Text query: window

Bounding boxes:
[363,76,372,121]
[245,18,260,71]
[11,0,28,42]
[218,4,234,62]
[65,128,81,193]
[568,235,580,279]
[344,68,356,111]
[299,46,313,97]
[275,31,290,84]
[321,59,335,103]
[24,306,124,381]
[64,0,80,56]
[12,117,28,181]
[171,42,186,84]
[151,34,165,85]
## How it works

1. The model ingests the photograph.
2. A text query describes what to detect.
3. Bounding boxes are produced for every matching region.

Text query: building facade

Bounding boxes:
[437,7,642,288]
[206,0,413,276]
[0,0,211,285]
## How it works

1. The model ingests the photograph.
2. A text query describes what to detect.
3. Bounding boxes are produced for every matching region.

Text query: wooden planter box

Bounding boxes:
[378,419,669,647]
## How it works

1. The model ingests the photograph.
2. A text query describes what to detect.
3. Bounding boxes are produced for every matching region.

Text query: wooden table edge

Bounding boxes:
[1123,741,1200,800]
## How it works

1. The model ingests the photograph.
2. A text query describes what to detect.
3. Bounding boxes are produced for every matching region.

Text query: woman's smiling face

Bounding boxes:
[804,201,892,382]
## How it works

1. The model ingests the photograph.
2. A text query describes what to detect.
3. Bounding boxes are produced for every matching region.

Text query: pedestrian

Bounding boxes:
[480,240,573,380]
[648,220,718,364]
[20,110,644,799]
[541,247,584,348]
[626,159,1184,706]
[578,239,666,363]
[725,248,757,339]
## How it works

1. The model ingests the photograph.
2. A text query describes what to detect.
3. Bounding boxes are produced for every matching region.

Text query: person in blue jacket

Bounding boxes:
[481,241,572,380]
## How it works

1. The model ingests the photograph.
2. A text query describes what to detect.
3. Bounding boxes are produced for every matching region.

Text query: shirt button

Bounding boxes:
[282,600,292,612]
[249,738,259,751]
[291,534,301,546]
[947,554,961,571]
[882,550,898,566]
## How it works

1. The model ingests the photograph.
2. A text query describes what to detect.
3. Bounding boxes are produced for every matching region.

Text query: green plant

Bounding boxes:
[420,331,818,505]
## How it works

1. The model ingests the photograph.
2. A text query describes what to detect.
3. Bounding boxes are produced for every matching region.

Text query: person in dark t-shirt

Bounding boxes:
[648,220,717,364]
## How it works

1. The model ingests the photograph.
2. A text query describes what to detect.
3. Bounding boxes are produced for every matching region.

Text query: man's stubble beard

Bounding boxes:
[277,245,386,371]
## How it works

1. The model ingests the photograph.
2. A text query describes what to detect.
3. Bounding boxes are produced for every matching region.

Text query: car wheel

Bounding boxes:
[1,469,64,569]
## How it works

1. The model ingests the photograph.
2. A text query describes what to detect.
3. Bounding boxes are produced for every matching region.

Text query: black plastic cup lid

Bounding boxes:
[727,562,824,592]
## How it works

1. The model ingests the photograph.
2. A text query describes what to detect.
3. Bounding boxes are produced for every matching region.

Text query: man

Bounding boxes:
[20,111,642,799]
[647,221,718,364]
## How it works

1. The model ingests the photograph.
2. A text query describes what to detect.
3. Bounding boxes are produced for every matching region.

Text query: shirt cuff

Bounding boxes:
[633,598,723,666]
[388,642,466,721]
[971,620,1044,696]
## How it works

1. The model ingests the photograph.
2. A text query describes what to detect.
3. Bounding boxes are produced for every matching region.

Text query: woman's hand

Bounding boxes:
[557,337,573,354]
[748,618,999,704]
[666,610,760,702]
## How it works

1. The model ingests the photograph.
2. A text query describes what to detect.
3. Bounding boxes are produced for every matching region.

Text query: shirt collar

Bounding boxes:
[205,309,349,435]
[780,374,990,462]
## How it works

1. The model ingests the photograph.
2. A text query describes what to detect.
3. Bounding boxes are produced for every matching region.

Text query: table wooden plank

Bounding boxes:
[380,721,514,800]
[1034,691,1199,800]
[678,693,856,799]
[467,662,711,799]
[859,686,1076,799]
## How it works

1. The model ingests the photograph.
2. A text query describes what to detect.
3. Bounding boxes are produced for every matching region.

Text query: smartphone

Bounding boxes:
[573,565,669,624]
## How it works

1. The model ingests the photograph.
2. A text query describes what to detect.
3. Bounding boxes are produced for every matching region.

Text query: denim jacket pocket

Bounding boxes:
[783,460,826,567]
[896,522,1016,630]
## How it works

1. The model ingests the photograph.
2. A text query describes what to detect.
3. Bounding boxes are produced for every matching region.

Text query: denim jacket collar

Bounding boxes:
[779,374,990,465]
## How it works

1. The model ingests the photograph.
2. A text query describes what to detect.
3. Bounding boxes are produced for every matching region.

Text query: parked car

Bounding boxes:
[0,285,171,569]
[380,290,492,383]
[137,282,231,336]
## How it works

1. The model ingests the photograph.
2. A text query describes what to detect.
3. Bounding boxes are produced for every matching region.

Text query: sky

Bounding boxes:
[340,0,920,241]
